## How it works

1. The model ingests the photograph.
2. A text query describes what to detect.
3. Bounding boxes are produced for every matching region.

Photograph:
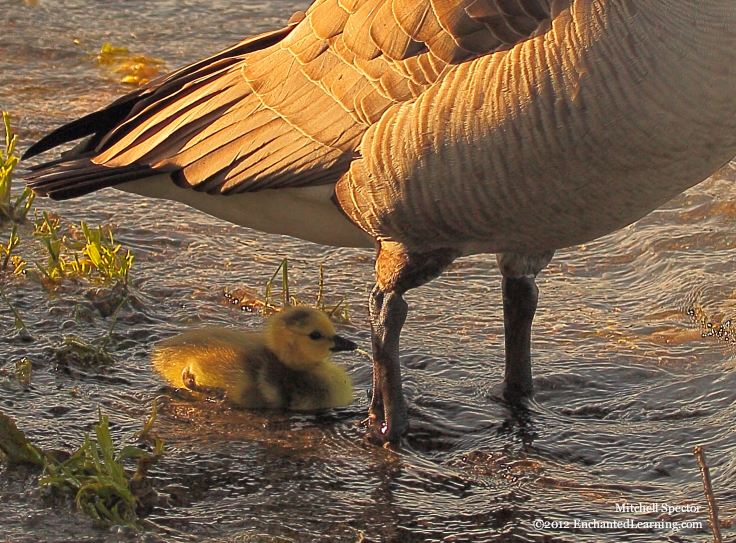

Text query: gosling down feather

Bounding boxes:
[23,0,736,442]
[151,307,356,410]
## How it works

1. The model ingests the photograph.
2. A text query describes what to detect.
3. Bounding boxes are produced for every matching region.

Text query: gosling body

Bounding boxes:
[152,308,355,410]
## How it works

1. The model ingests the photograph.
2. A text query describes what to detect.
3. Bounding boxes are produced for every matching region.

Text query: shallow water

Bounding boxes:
[2,1,736,541]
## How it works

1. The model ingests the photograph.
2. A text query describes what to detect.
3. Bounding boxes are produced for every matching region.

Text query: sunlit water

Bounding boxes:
[2,1,736,541]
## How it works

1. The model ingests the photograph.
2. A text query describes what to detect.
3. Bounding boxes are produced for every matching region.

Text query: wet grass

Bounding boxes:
[1,404,165,531]
[224,258,351,323]
[39,408,165,531]
[31,211,134,286]
[1,112,35,223]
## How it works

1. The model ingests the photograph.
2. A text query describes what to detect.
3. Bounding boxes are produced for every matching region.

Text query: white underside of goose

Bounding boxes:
[118,176,374,248]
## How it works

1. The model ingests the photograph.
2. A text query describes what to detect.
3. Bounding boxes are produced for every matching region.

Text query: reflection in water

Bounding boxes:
[2,1,736,542]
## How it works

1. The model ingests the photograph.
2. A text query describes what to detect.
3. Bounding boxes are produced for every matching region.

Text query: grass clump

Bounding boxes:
[39,407,164,531]
[224,258,350,323]
[1,112,35,223]
[1,405,165,532]
[79,222,134,283]
[32,213,134,286]
[0,410,46,466]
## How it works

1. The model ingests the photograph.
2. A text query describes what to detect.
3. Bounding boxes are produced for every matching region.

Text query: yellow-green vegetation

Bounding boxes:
[224,258,350,323]
[32,212,134,285]
[1,111,136,370]
[1,111,135,287]
[1,112,34,222]
[0,410,46,466]
[1,224,25,274]
[14,357,32,385]
[40,409,164,531]
[80,222,134,282]
[96,43,165,86]
[1,406,164,531]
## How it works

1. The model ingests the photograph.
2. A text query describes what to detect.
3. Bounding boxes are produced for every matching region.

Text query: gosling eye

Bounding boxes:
[308,331,323,340]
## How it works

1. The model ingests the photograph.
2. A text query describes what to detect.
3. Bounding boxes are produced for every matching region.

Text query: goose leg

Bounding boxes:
[369,242,460,443]
[496,251,554,400]
[369,286,408,441]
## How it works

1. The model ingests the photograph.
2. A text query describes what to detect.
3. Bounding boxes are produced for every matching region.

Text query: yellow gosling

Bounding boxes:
[151,307,356,410]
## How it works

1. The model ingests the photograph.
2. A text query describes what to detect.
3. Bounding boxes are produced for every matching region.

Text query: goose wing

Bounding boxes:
[24,0,554,200]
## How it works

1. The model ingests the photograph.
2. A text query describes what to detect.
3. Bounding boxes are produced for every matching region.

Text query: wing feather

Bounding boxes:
[25,0,556,201]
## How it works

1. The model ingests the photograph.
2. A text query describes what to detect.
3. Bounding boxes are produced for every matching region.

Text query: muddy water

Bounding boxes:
[2,1,736,541]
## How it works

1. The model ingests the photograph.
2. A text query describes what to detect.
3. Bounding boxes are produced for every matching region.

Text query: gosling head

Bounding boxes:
[266,307,357,371]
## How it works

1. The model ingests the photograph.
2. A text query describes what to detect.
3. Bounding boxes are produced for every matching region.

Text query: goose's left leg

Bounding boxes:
[496,251,555,400]
[369,242,460,443]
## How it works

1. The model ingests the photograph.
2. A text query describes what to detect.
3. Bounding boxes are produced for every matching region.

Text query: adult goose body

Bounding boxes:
[24,0,736,443]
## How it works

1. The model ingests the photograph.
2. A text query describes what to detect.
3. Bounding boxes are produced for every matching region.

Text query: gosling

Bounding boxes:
[151,307,356,410]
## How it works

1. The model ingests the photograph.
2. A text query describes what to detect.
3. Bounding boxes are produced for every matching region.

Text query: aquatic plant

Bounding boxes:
[224,258,350,323]
[39,408,164,531]
[0,411,45,466]
[0,223,25,274]
[96,42,165,86]
[0,111,35,223]
[2,402,164,531]
[33,211,64,280]
[80,222,134,284]
[32,212,134,286]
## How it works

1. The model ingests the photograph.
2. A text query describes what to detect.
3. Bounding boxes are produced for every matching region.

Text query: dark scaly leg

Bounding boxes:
[496,251,554,401]
[368,286,408,440]
[369,242,460,444]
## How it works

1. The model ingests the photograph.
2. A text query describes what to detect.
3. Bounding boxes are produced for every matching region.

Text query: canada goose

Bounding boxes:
[22,0,736,443]
[151,307,356,410]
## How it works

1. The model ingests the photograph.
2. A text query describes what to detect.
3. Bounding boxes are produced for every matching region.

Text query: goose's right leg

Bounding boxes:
[369,242,460,443]
[496,251,555,400]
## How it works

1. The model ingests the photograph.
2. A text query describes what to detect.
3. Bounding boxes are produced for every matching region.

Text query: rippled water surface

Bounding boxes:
[2,1,736,541]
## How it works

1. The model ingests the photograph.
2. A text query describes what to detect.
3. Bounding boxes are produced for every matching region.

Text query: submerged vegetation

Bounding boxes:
[96,42,166,86]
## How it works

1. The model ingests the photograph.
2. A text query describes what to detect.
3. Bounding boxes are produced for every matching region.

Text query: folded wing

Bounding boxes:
[24,0,553,200]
